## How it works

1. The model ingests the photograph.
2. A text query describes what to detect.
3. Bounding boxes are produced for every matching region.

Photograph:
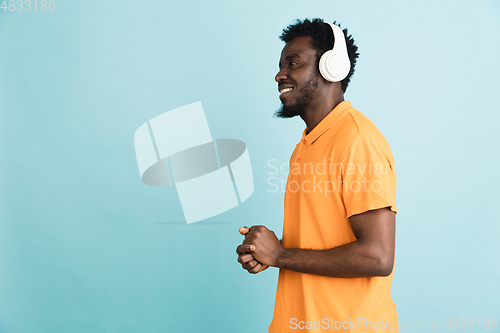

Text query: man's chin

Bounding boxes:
[274,103,302,118]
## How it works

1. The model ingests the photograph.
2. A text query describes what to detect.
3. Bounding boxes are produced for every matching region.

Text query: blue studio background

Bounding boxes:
[1,1,499,332]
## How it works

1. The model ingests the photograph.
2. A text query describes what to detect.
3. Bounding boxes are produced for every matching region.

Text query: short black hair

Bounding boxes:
[279,18,359,93]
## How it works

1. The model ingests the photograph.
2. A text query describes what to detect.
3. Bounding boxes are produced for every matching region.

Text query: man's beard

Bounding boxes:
[274,73,320,119]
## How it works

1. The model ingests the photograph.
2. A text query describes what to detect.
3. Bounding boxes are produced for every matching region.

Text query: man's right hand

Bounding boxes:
[236,227,269,274]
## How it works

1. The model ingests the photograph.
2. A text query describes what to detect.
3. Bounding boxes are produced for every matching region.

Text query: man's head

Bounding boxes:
[275,18,359,119]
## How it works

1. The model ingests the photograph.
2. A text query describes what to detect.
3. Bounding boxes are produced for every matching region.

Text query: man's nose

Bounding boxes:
[275,69,287,83]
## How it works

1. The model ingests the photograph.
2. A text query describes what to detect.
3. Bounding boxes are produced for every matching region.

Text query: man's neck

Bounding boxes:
[302,95,345,134]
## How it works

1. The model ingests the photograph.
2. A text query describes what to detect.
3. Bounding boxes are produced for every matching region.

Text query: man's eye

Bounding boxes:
[290,62,298,66]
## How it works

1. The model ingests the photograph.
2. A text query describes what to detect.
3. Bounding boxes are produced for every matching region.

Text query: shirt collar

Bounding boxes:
[301,101,352,144]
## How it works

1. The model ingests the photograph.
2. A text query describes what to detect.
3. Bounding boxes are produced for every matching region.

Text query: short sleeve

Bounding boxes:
[340,134,397,218]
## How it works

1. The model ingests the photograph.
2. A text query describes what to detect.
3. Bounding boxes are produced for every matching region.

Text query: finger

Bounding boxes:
[257,264,270,273]
[248,263,262,274]
[248,225,267,233]
[239,226,250,235]
[238,254,254,264]
[237,253,254,264]
[248,225,260,232]
[242,259,259,270]
[236,244,252,254]
[243,237,256,245]
[236,244,255,254]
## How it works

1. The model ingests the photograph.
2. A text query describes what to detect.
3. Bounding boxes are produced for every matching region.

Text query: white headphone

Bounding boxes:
[318,22,351,82]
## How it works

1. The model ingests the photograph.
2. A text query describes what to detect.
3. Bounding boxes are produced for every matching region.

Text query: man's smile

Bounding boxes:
[280,87,292,95]
[279,86,293,99]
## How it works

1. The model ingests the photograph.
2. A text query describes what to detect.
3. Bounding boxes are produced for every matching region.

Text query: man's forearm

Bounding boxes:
[276,240,393,278]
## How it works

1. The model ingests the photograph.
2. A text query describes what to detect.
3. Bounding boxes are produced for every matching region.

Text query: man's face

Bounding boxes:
[275,36,320,118]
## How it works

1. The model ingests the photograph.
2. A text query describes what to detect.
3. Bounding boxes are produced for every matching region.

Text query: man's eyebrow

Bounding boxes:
[279,54,301,68]
[286,54,301,60]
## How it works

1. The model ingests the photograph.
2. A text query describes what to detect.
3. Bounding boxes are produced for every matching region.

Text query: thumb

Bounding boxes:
[239,226,250,235]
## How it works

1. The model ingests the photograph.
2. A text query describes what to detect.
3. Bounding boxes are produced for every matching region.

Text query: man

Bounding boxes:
[236,18,398,332]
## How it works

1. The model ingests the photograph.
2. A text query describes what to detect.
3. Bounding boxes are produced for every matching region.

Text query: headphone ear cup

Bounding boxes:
[319,50,350,82]
[319,50,335,82]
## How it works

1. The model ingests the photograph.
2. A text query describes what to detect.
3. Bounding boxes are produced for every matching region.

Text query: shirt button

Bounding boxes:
[302,139,307,144]
[296,158,300,162]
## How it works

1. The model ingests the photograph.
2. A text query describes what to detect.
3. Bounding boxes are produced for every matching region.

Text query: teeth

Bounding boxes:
[280,88,292,94]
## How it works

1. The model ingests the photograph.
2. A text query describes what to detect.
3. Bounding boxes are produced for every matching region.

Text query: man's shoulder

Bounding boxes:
[343,107,386,138]
[328,104,383,137]
[328,105,393,157]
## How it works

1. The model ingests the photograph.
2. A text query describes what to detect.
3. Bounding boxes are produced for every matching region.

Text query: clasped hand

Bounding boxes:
[236,225,284,274]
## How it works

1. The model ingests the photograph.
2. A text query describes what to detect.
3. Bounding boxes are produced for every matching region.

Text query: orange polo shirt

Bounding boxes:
[269,101,398,332]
